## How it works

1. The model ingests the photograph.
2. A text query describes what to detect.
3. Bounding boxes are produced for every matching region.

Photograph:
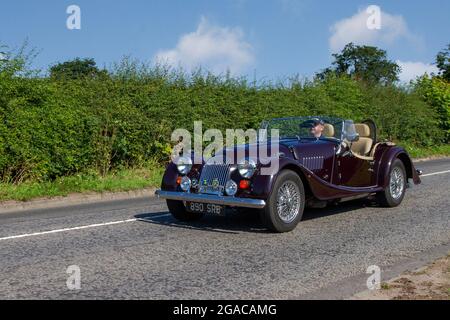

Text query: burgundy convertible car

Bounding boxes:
[156,116,422,233]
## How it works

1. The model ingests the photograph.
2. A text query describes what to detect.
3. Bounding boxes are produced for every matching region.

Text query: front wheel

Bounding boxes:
[166,200,203,221]
[260,170,305,233]
[377,159,407,207]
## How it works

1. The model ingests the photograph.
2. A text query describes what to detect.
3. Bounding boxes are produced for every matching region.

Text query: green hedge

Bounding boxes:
[0,64,448,183]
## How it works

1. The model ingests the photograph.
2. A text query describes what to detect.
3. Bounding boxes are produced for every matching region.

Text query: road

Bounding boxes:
[0,158,449,299]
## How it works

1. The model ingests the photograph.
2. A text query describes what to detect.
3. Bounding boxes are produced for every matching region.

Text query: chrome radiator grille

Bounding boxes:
[198,164,231,195]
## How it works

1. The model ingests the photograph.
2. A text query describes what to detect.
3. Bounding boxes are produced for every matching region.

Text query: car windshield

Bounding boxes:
[261,116,345,140]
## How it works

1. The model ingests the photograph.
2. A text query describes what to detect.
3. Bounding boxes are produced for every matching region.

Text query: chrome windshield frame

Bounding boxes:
[260,116,346,141]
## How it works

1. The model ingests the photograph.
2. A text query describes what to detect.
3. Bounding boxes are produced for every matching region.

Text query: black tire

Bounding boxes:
[260,170,305,233]
[166,200,203,222]
[377,159,407,207]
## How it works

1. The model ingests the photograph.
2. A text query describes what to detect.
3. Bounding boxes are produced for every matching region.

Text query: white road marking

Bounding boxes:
[0,168,449,242]
[420,169,450,177]
[0,213,170,242]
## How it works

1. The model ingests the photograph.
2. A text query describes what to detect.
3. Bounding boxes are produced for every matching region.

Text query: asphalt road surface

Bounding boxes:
[0,158,449,299]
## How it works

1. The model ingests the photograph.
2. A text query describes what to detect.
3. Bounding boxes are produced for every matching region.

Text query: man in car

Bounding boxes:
[309,118,325,139]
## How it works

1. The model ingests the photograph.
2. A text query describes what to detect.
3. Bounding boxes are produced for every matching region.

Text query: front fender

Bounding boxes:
[161,162,179,191]
[247,157,298,199]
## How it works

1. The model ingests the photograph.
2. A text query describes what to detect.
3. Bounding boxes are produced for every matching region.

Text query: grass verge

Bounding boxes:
[0,166,164,202]
[0,144,448,203]
[401,143,450,159]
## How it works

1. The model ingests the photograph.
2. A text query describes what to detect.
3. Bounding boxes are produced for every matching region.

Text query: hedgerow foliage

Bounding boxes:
[0,55,448,183]
[414,76,450,142]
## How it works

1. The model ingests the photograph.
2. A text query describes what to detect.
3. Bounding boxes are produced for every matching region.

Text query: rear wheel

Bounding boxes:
[260,170,305,233]
[377,159,406,207]
[166,200,203,221]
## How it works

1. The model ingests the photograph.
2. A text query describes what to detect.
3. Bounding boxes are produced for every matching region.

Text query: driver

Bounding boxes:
[309,118,325,139]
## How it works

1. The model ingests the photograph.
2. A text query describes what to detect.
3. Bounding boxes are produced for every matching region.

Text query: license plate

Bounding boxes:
[186,202,224,215]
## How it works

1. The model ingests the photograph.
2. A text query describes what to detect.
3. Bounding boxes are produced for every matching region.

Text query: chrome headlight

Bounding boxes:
[238,158,257,179]
[175,156,192,175]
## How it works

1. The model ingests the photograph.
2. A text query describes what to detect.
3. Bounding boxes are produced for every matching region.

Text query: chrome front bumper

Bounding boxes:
[155,190,266,209]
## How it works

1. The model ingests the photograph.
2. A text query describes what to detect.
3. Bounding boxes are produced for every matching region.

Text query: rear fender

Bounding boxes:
[377,146,421,188]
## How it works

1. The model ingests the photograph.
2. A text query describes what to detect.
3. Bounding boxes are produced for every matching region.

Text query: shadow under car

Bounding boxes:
[135,198,376,233]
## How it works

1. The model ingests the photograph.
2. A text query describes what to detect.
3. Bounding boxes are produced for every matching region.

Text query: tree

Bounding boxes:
[316,43,400,85]
[415,76,450,143]
[49,58,108,80]
[436,44,450,81]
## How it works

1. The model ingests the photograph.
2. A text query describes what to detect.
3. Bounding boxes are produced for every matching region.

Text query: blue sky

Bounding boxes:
[1,0,449,81]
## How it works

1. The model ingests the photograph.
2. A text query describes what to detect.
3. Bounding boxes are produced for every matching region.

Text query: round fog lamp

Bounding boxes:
[180,176,191,191]
[225,180,238,196]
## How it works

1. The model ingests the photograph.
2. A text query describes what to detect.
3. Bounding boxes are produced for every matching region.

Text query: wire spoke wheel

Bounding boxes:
[377,159,407,207]
[276,181,301,223]
[389,167,404,200]
[262,169,305,233]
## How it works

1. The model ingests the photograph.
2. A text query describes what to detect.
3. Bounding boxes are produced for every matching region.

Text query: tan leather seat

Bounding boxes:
[351,124,373,157]
[323,123,335,137]
[370,142,381,157]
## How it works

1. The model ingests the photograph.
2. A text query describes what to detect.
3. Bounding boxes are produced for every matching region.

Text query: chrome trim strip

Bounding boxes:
[302,156,324,171]
[155,190,266,209]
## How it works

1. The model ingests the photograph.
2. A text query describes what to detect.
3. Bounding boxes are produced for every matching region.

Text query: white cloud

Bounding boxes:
[396,60,438,82]
[154,17,254,74]
[329,7,419,52]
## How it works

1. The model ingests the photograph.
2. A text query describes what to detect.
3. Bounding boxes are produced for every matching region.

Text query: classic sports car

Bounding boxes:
[156,116,422,233]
